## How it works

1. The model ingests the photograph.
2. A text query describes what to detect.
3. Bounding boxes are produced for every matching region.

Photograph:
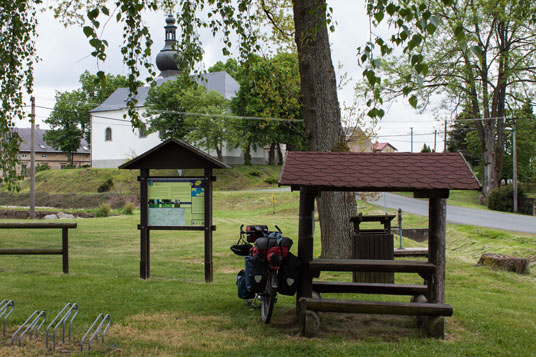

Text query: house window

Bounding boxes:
[105,127,112,141]
[21,154,27,158]
[139,128,147,138]
[41,154,47,159]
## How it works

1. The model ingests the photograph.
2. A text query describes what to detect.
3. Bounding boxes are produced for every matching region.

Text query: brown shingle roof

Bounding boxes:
[279,151,480,191]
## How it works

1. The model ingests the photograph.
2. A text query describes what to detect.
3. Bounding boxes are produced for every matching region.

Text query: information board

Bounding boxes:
[147,178,205,226]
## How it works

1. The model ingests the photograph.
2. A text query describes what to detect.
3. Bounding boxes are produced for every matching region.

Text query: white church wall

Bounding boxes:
[91,108,162,168]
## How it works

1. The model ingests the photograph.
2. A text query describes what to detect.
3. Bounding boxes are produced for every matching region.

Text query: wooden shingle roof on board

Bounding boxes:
[279,151,480,192]
[119,138,231,170]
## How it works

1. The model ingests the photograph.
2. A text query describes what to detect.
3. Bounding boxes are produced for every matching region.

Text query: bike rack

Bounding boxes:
[46,302,79,349]
[80,314,111,351]
[11,310,46,346]
[1,299,15,336]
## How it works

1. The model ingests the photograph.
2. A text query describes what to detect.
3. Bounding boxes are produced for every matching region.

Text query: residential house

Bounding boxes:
[14,126,90,175]
[373,142,398,153]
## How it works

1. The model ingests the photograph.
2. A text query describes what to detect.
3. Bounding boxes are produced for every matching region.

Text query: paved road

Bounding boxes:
[375,192,536,234]
[253,188,536,234]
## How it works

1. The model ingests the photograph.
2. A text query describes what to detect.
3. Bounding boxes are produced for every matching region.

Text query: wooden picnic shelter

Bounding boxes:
[120,138,231,282]
[278,151,480,338]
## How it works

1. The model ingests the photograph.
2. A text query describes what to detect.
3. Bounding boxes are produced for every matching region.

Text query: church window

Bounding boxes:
[105,127,112,141]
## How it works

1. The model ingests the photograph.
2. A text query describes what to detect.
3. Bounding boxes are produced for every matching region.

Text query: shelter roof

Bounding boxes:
[279,151,480,192]
[119,138,231,170]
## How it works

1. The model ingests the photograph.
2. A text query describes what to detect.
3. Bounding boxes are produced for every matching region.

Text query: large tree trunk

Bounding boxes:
[293,0,357,259]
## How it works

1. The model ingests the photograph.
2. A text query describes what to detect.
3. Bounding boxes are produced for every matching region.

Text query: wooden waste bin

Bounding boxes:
[351,215,395,283]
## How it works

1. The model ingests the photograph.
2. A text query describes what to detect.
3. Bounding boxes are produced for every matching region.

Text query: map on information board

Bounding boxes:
[147,178,204,226]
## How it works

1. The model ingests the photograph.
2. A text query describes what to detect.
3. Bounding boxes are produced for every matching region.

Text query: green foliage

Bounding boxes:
[230,53,305,163]
[44,71,129,155]
[94,202,111,217]
[248,170,262,177]
[0,1,36,191]
[208,58,240,80]
[122,201,135,215]
[97,178,114,193]
[488,185,534,215]
[421,143,432,152]
[264,176,279,184]
[145,78,233,160]
[35,163,50,173]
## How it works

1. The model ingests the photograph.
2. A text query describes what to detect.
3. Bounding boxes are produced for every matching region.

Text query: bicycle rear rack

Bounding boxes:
[11,310,46,346]
[1,299,15,336]
[80,314,111,351]
[46,302,79,349]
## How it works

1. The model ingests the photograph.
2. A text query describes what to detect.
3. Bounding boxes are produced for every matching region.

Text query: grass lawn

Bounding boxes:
[1,191,535,356]
[397,190,486,210]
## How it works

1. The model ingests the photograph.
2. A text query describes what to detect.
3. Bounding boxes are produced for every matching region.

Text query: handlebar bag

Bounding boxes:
[246,225,269,243]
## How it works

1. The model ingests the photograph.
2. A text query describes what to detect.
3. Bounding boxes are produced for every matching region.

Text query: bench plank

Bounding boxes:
[309,259,435,274]
[312,281,427,296]
[300,297,453,316]
[0,249,63,255]
[394,248,429,257]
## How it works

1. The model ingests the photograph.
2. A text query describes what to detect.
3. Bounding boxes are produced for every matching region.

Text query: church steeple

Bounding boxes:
[156,15,181,78]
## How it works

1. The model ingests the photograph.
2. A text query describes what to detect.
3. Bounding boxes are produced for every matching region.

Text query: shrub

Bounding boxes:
[248,170,262,177]
[264,176,279,184]
[62,164,76,169]
[122,201,135,215]
[95,203,111,217]
[97,178,114,193]
[36,163,50,172]
[487,184,533,215]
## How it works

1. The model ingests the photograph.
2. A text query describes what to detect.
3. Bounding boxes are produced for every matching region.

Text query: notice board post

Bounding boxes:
[120,139,230,281]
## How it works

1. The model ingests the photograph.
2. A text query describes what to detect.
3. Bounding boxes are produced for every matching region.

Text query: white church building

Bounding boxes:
[90,15,267,168]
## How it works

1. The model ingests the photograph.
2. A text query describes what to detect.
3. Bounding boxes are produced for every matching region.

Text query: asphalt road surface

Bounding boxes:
[255,188,536,234]
[375,192,536,234]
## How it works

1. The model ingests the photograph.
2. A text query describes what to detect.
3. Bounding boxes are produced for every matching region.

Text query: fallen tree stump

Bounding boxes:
[477,253,530,274]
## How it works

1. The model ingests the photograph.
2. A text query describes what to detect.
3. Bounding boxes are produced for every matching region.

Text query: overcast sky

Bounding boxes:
[26,2,446,152]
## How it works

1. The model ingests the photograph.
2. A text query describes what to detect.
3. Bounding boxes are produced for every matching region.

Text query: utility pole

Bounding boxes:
[410,127,413,152]
[434,130,437,152]
[30,96,36,219]
[513,119,518,213]
[444,120,447,152]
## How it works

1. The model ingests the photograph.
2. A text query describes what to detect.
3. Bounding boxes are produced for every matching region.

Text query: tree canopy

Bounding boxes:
[368,0,536,200]
[44,71,129,157]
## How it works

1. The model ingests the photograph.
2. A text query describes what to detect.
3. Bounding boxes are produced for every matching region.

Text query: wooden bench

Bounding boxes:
[312,281,427,296]
[308,259,435,279]
[0,222,76,274]
[298,297,452,338]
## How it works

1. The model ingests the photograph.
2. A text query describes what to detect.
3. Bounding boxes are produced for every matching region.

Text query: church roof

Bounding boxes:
[89,71,239,113]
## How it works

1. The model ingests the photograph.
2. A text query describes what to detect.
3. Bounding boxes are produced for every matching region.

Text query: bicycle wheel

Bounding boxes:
[261,271,277,323]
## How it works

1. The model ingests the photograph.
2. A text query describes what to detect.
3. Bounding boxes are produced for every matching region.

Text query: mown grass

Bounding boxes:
[1,191,535,356]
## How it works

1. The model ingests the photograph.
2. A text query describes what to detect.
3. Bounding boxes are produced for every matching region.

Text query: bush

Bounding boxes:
[487,184,534,215]
[62,164,76,169]
[97,178,114,193]
[248,170,262,177]
[36,163,50,172]
[122,201,135,215]
[264,176,279,184]
[95,203,111,217]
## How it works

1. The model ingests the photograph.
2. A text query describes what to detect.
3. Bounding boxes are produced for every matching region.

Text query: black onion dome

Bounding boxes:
[155,15,181,77]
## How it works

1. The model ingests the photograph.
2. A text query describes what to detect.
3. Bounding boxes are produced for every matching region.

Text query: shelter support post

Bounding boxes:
[204,168,213,283]
[427,198,446,338]
[297,188,316,314]
[140,169,149,279]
